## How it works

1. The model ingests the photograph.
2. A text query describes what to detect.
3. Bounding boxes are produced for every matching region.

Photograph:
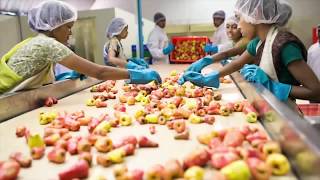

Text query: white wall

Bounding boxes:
[0,15,21,57]
[90,0,237,24]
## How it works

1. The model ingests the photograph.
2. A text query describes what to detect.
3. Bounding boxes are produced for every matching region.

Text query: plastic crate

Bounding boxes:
[298,104,320,116]
[170,36,209,63]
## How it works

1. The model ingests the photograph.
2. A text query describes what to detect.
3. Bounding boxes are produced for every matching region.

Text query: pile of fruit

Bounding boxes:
[0,72,290,180]
[171,39,207,61]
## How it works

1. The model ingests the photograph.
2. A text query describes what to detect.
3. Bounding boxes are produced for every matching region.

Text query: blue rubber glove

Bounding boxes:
[240,64,292,101]
[128,69,162,84]
[55,71,86,81]
[126,61,146,70]
[204,43,218,53]
[128,58,149,68]
[182,71,220,88]
[163,42,174,55]
[185,56,214,73]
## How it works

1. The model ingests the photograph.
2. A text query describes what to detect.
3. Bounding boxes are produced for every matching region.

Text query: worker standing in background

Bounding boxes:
[180,0,320,102]
[103,18,149,69]
[0,0,161,94]
[147,12,174,64]
[178,15,251,85]
[307,24,320,80]
[205,10,232,54]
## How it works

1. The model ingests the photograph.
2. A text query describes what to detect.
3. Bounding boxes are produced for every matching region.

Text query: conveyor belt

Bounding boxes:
[0,64,298,179]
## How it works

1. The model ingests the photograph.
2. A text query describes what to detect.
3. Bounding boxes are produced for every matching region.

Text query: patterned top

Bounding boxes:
[7,34,73,79]
[103,37,127,65]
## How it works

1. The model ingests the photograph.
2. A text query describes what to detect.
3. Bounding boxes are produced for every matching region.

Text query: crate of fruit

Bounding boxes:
[170,36,209,63]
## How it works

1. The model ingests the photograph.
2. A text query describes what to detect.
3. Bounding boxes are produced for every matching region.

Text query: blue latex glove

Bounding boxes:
[128,69,162,84]
[182,71,220,88]
[204,43,218,53]
[55,71,86,81]
[163,42,174,55]
[186,56,214,73]
[128,58,149,68]
[178,56,214,85]
[126,61,146,70]
[240,64,292,101]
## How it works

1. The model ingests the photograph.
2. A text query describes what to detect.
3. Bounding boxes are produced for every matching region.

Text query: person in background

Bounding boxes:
[180,0,320,102]
[0,0,161,94]
[205,10,232,54]
[147,12,174,64]
[179,15,251,83]
[103,18,149,69]
[307,24,320,80]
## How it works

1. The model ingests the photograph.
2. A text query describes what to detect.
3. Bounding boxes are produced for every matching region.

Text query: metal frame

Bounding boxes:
[0,78,102,122]
[231,71,320,179]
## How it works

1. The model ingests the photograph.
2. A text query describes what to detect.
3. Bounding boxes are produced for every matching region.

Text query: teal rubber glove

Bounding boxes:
[185,56,214,73]
[128,58,149,68]
[182,71,220,88]
[240,64,292,101]
[128,69,162,84]
[126,61,146,70]
[55,71,86,81]
[163,42,174,55]
[204,43,218,53]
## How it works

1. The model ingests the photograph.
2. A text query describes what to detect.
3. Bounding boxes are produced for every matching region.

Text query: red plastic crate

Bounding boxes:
[298,104,320,116]
[170,36,209,63]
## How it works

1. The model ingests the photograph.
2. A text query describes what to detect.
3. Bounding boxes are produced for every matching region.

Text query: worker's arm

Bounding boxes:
[59,54,129,80]
[287,60,320,102]
[218,50,255,77]
[212,45,247,63]
[107,49,127,68]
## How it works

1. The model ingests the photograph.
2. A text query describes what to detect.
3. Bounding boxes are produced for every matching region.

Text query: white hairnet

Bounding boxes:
[235,0,292,26]
[106,18,128,38]
[226,15,239,26]
[28,0,77,32]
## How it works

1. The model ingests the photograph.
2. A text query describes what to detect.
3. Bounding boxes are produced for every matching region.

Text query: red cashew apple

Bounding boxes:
[47,148,66,164]
[9,152,32,168]
[0,160,20,180]
[15,126,27,137]
[183,148,210,169]
[138,136,158,148]
[31,146,45,160]
[78,152,92,166]
[58,160,89,180]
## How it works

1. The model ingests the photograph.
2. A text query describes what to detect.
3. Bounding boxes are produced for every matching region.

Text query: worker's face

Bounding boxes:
[226,23,242,42]
[213,18,224,27]
[157,19,166,29]
[119,26,128,39]
[51,22,74,45]
[238,16,256,39]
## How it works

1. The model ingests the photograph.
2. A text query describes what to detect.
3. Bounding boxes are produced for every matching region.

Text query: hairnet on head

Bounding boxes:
[235,0,292,26]
[213,10,226,19]
[28,0,77,32]
[106,18,128,38]
[226,15,239,26]
[154,12,166,23]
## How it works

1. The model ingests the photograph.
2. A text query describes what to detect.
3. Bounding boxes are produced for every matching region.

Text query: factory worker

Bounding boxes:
[178,15,251,84]
[147,12,174,64]
[307,25,320,81]
[205,10,232,54]
[0,0,161,94]
[180,0,320,102]
[103,18,149,69]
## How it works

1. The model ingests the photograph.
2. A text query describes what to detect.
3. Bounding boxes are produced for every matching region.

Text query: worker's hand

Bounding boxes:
[204,43,218,53]
[163,42,175,55]
[185,56,214,73]
[240,64,291,101]
[55,71,86,81]
[128,58,149,68]
[128,69,162,84]
[182,71,220,88]
[126,61,147,70]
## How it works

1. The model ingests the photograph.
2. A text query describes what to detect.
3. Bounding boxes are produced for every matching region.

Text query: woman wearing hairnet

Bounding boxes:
[180,0,320,102]
[0,0,161,94]
[147,12,174,64]
[179,15,251,82]
[103,18,149,69]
